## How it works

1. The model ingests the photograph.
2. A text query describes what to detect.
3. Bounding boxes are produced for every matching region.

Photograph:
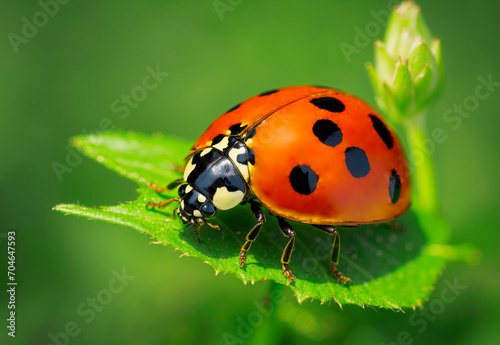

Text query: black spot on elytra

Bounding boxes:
[289,165,319,195]
[211,134,224,145]
[313,119,343,148]
[389,169,401,204]
[345,147,370,178]
[369,114,394,149]
[226,102,241,113]
[259,89,279,96]
[228,123,247,135]
[310,97,345,113]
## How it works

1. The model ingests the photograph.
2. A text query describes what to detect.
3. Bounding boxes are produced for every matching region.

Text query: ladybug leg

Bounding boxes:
[146,179,182,213]
[329,231,351,285]
[239,201,266,269]
[146,198,179,209]
[314,225,351,284]
[172,163,184,174]
[193,218,206,243]
[277,217,296,284]
[147,179,183,193]
[205,220,221,231]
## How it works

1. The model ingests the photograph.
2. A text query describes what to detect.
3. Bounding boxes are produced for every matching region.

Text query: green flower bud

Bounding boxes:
[366,1,443,121]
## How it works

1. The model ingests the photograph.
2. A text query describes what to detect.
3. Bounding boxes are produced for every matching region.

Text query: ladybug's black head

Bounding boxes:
[176,184,216,225]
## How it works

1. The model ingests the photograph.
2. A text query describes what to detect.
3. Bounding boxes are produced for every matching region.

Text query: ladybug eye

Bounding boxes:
[200,202,216,218]
[178,184,188,198]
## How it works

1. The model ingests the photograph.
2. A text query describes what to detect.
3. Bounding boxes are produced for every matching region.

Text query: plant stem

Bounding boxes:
[401,114,439,215]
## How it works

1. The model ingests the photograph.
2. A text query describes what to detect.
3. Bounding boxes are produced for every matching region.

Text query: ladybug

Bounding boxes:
[148,86,410,284]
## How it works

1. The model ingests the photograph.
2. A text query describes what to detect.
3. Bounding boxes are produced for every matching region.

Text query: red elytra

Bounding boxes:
[191,86,410,225]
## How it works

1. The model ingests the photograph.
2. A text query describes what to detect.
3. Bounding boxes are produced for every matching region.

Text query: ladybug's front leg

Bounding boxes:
[277,217,296,284]
[147,178,183,193]
[239,201,266,269]
[146,198,179,209]
[146,179,183,213]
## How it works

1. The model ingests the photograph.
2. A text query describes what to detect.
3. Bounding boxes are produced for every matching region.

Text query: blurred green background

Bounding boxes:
[1,0,499,344]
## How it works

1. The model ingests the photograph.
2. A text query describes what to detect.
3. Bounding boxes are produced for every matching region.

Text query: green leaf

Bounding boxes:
[70,131,191,184]
[54,132,464,308]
